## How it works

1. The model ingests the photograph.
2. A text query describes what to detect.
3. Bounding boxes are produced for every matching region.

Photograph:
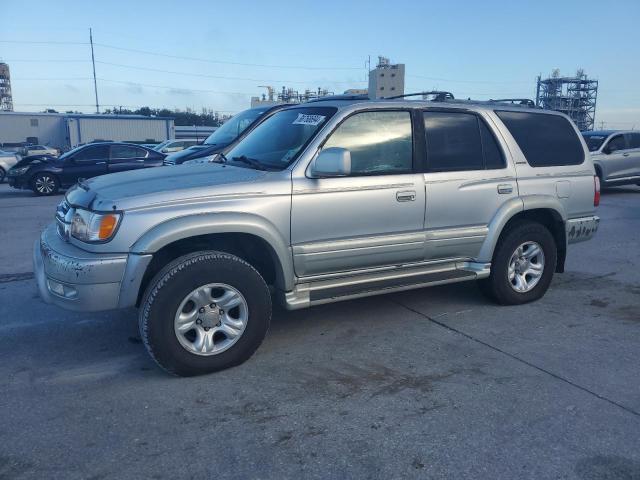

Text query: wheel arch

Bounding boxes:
[129,213,294,306]
[479,196,567,273]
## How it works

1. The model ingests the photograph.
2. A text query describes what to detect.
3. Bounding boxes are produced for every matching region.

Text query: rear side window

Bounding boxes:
[112,145,147,159]
[496,111,584,167]
[73,145,110,162]
[423,111,505,171]
[626,132,640,149]
[607,135,627,152]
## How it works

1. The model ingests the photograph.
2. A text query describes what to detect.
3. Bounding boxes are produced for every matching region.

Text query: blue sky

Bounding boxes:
[1,0,638,128]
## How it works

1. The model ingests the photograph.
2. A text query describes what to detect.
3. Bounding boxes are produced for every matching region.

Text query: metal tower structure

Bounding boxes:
[536,69,598,131]
[0,62,13,112]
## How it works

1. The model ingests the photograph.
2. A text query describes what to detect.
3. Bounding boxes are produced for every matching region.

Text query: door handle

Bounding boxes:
[95,161,106,165]
[497,184,513,194]
[623,153,630,157]
[396,190,416,202]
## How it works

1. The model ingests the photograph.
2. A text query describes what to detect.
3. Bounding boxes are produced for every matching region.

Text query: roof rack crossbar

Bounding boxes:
[384,91,455,101]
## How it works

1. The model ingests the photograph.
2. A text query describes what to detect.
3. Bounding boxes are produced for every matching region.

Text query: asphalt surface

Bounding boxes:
[0,182,639,480]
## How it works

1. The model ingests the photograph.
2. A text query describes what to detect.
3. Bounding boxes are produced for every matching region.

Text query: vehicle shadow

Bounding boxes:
[601,185,640,195]
[0,187,65,199]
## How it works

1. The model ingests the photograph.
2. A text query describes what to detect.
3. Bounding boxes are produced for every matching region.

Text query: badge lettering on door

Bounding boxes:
[292,114,325,126]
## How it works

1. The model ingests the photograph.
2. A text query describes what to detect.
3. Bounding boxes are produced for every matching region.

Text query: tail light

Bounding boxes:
[594,175,600,207]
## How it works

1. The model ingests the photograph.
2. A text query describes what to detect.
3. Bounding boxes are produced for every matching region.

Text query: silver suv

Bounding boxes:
[582,130,640,187]
[34,99,600,376]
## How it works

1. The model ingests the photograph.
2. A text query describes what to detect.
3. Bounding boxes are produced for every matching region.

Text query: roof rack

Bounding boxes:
[306,94,370,103]
[385,91,455,101]
[487,98,537,108]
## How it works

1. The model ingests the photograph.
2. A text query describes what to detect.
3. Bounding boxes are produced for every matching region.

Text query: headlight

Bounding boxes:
[71,208,122,242]
[9,166,29,175]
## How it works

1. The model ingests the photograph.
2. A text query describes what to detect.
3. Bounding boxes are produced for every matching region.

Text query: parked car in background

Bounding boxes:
[163,104,292,165]
[33,98,599,375]
[582,130,640,187]
[7,142,165,195]
[24,145,58,157]
[153,139,199,154]
[0,149,20,183]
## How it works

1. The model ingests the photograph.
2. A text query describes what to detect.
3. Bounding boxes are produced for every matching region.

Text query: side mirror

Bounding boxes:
[602,145,611,154]
[309,147,351,178]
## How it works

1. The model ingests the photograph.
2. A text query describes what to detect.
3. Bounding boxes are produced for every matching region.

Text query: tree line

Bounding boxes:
[43,107,234,126]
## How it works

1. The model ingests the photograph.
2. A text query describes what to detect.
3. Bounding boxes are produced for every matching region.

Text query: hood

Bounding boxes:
[14,154,59,168]
[66,163,270,211]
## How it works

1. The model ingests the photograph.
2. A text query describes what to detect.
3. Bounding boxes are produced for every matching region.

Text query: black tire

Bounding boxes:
[0,167,5,183]
[31,172,60,196]
[139,251,272,376]
[478,220,557,305]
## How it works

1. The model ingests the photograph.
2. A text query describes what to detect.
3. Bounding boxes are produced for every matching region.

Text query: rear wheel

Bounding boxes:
[478,221,557,305]
[0,167,5,183]
[31,173,59,196]
[139,251,272,376]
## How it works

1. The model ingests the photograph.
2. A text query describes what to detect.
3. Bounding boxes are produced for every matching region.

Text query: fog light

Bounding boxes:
[47,279,78,299]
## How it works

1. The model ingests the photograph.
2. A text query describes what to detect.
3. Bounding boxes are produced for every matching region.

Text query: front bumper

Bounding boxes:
[7,175,28,189]
[567,215,600,244]
[33,224,151,312]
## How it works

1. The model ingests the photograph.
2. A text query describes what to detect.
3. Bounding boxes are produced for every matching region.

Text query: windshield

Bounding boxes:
[582,134,608,152]
[224,107,336,170]
[203,108,269,146]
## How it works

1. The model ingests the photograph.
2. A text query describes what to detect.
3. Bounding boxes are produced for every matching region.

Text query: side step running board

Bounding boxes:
[282,261,489,310]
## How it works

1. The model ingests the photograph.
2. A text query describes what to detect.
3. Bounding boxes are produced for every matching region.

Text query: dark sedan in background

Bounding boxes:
[7,142,165,195]
[163,104,292,165]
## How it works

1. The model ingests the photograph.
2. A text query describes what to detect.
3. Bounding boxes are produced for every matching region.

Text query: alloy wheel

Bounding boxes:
[35,175,56,194]
[507,241,545,293]
[174,283,248,356]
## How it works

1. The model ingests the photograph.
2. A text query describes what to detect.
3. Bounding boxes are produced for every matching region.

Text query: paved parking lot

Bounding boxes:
[0,182,639,479]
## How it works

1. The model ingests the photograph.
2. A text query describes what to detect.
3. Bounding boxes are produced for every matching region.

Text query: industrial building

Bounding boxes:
[536,69,598,131]
[0,62,13,112]
[251,86,333,107]
[0,112,175,152]
[368,56,405,99]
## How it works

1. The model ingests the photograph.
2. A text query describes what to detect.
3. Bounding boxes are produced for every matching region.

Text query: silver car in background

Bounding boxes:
[583,130,640,187]
[0,149,19,183]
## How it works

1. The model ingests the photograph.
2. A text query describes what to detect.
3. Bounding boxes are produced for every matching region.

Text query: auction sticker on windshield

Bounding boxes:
[292,114,325,126]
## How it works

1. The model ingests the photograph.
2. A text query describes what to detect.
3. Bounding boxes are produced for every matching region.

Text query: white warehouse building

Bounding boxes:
[0,112,175,152]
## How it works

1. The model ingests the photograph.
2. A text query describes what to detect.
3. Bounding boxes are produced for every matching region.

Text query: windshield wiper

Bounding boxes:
[232,155,269,171]
[215,152,228,164]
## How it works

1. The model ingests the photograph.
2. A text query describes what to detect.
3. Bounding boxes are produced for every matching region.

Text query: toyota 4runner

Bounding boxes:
[34,98,600,376]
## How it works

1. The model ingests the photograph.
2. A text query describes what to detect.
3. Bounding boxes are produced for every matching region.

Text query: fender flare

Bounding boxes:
[130,212,295,291]
[477,195,567,263]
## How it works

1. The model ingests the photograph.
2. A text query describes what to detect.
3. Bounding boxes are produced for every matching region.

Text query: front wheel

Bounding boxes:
[0,167,5,183]
[31,173,60,196]
[478,221,557,305]
[139,251,272,376]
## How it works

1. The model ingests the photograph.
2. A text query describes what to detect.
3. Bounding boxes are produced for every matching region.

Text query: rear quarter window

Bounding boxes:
[496,111,584,167]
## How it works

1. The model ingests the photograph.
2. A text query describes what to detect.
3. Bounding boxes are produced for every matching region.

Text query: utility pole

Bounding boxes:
[89,28,99,113]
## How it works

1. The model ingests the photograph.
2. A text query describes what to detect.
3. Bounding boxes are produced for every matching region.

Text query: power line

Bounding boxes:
[0,38,362,71]
[0,39,87,45]
[94,42,362,71]
[4,59,90,63]
[94,60,364,85]
[407,74,532,85]
[96,78,253,96]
